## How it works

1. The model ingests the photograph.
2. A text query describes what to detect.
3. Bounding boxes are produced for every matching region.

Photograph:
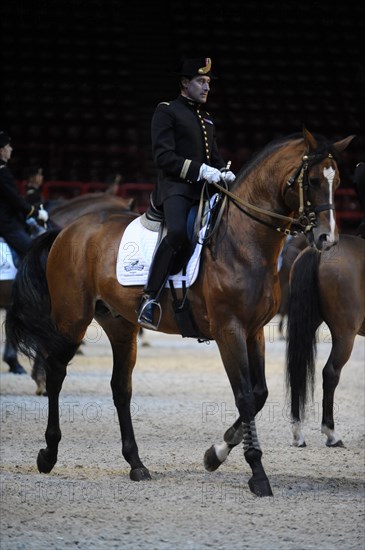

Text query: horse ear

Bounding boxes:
[302,127,318,152]
[126,197,137,211]
[332,135,356,154]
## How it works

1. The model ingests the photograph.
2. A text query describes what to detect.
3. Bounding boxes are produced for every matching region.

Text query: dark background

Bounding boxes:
[1,0,364,188]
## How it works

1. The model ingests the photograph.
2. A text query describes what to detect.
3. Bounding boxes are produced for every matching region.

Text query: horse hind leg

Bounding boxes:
[290,389,307,447]
[31,354,47,396]
[321,338,354,448]
[291,420,306,447]
[96,311,151,481]
[37,341,79,474]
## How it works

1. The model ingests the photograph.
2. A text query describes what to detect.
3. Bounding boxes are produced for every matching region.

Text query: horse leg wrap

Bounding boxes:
[242,421,261,453]
[242,421,273,497]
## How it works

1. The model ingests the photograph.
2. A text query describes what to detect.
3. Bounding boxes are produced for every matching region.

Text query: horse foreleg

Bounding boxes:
[204,418,244,471]
[37,347,77,473]
[206,333,272,497]
[204,334,269,472]
[321,337,353,447]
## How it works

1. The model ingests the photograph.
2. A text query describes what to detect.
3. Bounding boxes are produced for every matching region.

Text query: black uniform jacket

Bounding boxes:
[0,160,33,232]
[151,94,226,206]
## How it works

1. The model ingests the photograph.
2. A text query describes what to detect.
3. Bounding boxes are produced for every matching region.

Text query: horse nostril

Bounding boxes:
[319,234,338,251]
[315,234,329,251]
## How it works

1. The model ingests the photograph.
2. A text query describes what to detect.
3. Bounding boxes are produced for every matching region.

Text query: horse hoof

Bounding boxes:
[37,449,56,474]
[248,476,273,497]
[326,439,344,448]
[203,445,222,472]
[130,467,151,481]
[292,441,307,448]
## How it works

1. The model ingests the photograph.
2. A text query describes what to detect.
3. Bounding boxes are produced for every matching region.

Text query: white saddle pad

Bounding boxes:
[0,238,17,281]
[116,214,209,288]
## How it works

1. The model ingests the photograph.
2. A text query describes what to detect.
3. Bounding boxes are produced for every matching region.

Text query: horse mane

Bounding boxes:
[232,131,339,190]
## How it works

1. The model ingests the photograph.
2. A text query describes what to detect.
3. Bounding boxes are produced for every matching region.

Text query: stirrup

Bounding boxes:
[137,298,162,331]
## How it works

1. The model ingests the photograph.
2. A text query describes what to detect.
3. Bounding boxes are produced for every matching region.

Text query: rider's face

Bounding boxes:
[0,144,12,162]
[182,76,211,104]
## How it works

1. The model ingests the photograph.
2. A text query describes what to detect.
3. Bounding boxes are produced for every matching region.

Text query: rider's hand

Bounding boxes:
[220,169,235,183]
[36,206,49,222]
[198,163,222,184]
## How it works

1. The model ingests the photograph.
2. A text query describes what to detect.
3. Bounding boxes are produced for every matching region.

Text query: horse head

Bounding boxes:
[285,128,355,251]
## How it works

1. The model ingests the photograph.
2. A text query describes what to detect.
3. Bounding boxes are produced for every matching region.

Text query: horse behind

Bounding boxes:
[6,129,354,497]
[285,234,365,447]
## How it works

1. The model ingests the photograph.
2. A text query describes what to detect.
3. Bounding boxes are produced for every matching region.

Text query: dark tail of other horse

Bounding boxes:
[5,229,68,362]
[285,247,322,419]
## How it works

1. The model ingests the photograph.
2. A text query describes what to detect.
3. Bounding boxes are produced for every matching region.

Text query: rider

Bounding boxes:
[137,57,235,329]
[0,131,49,260]
[0,131,49,375]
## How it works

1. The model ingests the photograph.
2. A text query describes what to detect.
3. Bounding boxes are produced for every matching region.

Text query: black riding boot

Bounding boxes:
[3,336,27,374]
[137,238,177,329]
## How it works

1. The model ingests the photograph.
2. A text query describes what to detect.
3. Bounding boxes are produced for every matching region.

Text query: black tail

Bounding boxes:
[285,247,322,420]
[5,229,66,361]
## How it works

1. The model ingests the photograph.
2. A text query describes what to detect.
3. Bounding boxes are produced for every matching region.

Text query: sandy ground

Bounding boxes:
[0,314,364,550]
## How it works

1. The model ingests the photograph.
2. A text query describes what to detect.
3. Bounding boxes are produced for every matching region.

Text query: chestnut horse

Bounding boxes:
[285,234,365,447]
[6,129,354,497]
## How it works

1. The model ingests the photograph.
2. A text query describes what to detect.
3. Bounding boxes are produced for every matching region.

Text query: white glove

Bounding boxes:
[198,163,222,184]
[220,170,235,183]
[37,205,49,222]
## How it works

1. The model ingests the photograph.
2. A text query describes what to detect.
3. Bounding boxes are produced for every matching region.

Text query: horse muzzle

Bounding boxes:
[310,224,339,251]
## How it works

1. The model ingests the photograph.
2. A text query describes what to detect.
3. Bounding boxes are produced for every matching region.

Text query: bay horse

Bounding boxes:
[1,193,137,383]
[6,129,354,497]
[285,234,365,447]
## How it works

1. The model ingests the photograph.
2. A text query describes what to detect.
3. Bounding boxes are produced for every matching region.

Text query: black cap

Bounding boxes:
[0,131,11,148]
[178,57,215,79]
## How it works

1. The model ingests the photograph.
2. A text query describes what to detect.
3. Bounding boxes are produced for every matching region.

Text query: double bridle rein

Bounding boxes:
[210,152,335,237]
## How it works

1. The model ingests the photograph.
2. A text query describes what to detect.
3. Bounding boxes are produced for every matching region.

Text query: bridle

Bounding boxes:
[283,151,335,232]
[210,151,336,237]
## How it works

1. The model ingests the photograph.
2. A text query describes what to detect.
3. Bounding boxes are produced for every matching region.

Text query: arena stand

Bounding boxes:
[2,0,364,227]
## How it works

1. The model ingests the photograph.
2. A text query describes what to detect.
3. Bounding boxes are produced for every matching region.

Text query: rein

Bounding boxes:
[209,152,335,237]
